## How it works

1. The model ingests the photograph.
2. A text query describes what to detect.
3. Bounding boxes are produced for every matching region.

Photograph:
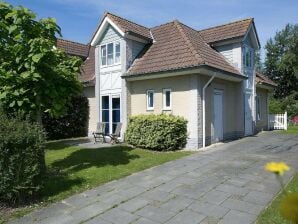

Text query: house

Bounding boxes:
[57,12,276,149]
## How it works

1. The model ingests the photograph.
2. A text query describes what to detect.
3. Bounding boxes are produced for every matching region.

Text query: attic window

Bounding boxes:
[242,46,253,68]
[100,42,121,66]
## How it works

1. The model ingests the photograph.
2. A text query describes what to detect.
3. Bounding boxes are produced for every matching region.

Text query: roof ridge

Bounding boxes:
[150,20,176,30]
[173,21,203,63]
[57,38,88,46]
[198,17,253,32]
[106,11,149,30]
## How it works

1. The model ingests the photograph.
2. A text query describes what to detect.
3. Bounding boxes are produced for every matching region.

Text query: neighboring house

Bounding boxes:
[57,12,276,149]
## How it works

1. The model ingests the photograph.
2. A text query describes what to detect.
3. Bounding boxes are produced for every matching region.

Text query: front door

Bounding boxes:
[244,93,253,136]
[213,90,223,142]
[101,95,121,135]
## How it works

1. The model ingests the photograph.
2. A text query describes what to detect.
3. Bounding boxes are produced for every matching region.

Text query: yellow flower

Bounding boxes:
[265,162,290,176]
[280,193,298,223]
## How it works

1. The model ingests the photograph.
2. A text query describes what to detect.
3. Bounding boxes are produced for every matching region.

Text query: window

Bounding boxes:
[101,96,109,134]
[256,96,261,121]
[100,42,121,67]
[163,88,172,110]
[115,42,121,63]
[242,46,253,68]
[107,43,114,65]
[101,45,107,66]
[146,90,154,110]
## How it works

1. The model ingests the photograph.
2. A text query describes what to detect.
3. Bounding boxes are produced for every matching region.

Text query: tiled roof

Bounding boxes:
[256,72,277,87]
[80,46,95,85]
[126,21,243,77]
[56,39,95,85]
[56,38,89,58]
[90,12,152,43]
[199,18,253,44]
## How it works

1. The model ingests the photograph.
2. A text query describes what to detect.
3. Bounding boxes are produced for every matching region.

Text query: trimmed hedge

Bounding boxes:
[126,114,188,151]
[0,112,46,205]
[42,95,89,140]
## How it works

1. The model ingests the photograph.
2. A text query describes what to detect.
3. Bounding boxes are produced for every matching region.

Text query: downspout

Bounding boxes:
[202,74,216,148]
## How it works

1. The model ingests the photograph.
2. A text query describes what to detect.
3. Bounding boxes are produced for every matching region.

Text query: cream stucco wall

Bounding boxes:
[202,76,244,145]
[83,86,98,136]
[129,75,192,117]
[255,87,269,132]
[128,75,198,148]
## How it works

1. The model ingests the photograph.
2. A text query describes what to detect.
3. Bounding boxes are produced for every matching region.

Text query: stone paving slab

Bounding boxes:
[10,132,298,224]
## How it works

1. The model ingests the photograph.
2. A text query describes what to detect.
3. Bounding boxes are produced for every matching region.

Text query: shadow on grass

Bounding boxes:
[51,146,139,172]
[41,146,139,199]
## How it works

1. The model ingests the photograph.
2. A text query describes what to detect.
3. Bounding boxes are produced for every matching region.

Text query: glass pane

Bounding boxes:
[112,110,120,123]
[107,43,113,65]
[102,96,109,109]
[102,110,109,122]
[101,46,106,66]
[112,97,120,109]
[104,124,109,135]
[148,91,153,108]
[115,43,120,63]
[166,91,171,107]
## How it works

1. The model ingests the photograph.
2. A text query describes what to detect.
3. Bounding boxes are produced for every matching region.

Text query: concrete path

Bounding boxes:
[11,132,298,224]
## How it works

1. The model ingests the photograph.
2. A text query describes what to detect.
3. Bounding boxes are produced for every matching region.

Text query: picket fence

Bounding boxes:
[268,112,287,130]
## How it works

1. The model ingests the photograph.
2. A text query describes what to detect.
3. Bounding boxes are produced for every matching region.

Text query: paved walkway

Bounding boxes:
[11,132,298,224]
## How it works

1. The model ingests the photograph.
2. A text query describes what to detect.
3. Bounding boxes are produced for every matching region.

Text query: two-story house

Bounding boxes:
[57,12,276,149]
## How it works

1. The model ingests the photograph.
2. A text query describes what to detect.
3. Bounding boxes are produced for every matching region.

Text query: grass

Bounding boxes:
[282,125,298,134]
[257,172,298,224]
[0,141,191,223]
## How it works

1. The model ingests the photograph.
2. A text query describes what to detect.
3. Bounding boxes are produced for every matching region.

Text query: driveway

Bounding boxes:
[11,132,298,224]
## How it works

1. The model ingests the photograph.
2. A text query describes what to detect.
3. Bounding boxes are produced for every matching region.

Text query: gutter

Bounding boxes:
[202,74,216,148]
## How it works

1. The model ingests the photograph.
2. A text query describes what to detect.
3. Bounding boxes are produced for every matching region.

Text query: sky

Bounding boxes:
[7,0,298,60]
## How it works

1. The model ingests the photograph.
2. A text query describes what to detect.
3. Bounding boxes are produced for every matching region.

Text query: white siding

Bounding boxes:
[99,25,123,45]
[216,45,233,64]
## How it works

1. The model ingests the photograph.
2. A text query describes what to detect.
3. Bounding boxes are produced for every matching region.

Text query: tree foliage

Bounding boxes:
[264,24,298,98]
[0,2,82,120]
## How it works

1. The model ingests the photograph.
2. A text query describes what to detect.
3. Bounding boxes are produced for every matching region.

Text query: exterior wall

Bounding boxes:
[126,39,146,69]
[98,25,123,45]
[83,86,98,136]
[201,76,244,145]
[215,43,242,70]
[128,74,199,149]
[255,88,269,132]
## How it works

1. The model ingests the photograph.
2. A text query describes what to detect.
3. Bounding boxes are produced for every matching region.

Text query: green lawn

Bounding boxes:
[283,125,298,134]
[1,141,191,223]
[257,172,298,224]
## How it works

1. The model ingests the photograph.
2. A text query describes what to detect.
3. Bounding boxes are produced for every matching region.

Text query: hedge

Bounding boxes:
[125,114,188,151]
[42,95,89,140]
[0,112,46,205]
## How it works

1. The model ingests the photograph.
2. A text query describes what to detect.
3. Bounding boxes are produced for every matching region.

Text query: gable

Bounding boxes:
[98,25,123,45]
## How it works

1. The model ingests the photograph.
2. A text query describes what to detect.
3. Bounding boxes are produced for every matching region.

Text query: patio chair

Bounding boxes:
[92,122,106,143]
[109,122,122,144]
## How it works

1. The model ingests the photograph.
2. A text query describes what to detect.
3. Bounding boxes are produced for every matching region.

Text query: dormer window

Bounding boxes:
[101,45,107,66]
[242,46,253,68]
[101,42,121,66]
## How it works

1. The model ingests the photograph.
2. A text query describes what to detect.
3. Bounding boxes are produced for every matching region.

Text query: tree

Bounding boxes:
[0,2,82,122]
[264,24,298,98]
[254,50,263,72]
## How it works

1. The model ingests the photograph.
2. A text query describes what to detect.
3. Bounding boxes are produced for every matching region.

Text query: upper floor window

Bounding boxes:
[146,90,154,110]
[242,46,253,68]
[163,88,172,110]
[101,42,121,66]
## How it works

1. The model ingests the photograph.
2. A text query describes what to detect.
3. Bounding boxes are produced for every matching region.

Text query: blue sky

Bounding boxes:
[7,0,298,60]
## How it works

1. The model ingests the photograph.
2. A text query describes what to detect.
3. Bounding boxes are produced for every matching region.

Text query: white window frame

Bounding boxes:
[146,90,154,111]
[163,88,172,111]
[242,45,253,68]
[100,41,121,67]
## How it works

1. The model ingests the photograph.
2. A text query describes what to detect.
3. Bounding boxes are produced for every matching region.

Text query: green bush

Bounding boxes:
[0,112,46,205]
[42,95,89,140]
[126,114,188,151]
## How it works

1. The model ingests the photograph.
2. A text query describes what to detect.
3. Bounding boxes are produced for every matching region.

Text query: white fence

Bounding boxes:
[269,112,287,130]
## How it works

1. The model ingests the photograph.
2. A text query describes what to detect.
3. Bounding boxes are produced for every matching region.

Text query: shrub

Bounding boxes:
[126,114,188,151]
[0,112,46,205]
[42,95,89,140]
